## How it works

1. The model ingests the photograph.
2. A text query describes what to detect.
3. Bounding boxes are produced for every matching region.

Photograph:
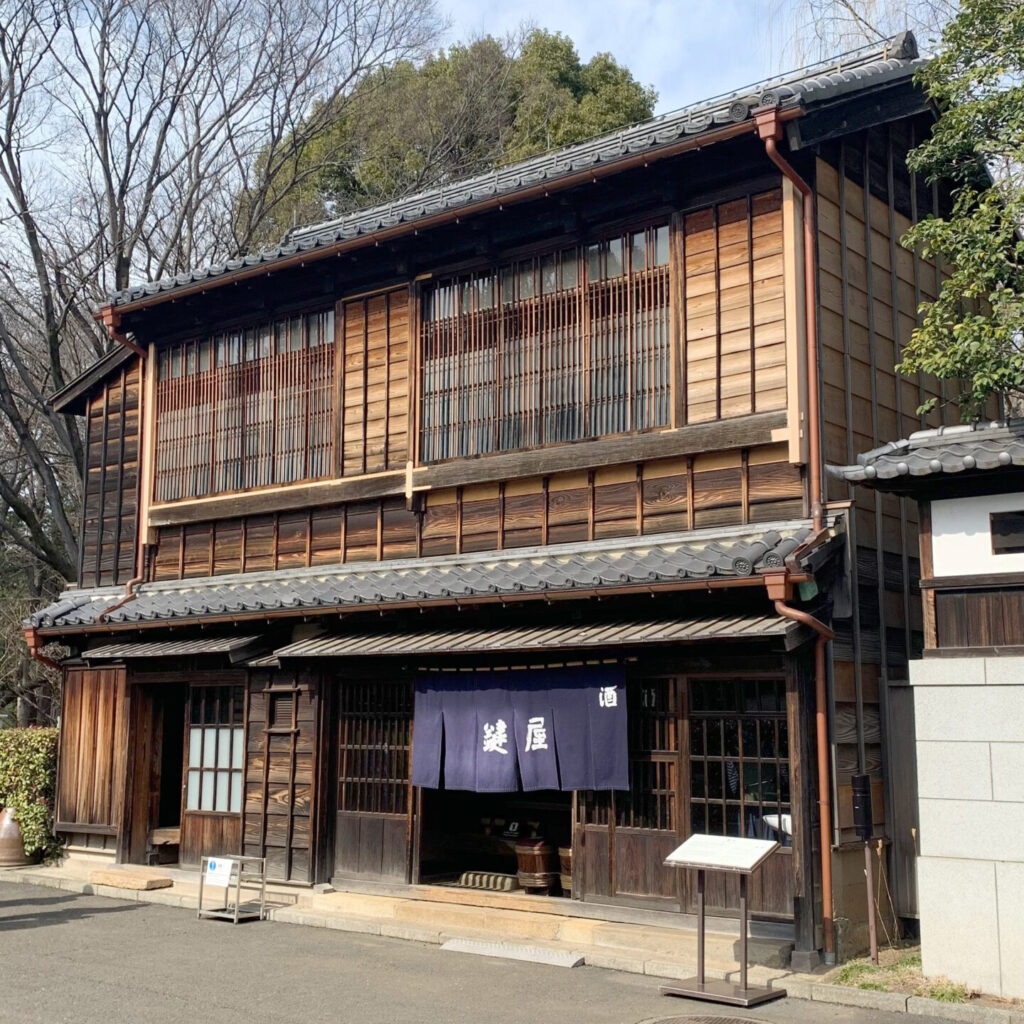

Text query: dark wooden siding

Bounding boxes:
[79,361,141,587]
[180,813,242,865]
[934,587,1024,649]
[243,669,324,883]
[150,444,803,581]
[57,667,128,833]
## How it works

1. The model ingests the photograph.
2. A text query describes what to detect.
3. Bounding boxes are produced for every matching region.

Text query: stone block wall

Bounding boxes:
[910,655,1024,999]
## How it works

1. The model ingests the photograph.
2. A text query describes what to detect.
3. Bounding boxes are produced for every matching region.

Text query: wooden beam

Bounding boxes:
[147,411,787,527]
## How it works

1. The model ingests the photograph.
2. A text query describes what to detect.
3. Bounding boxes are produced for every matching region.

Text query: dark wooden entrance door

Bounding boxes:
[333,679,414,882]
[575,675,682,908]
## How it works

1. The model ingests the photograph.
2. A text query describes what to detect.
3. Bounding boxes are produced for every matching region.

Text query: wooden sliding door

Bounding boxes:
[57,667,129,838]
[180,682,244,865]
[575,675,682,908]
[334,679,414,882]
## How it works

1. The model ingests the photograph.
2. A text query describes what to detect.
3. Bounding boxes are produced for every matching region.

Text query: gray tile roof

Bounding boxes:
[28,520,823,632]
[262,612,798,664]
[829,420,1024,488]
[108,33,921,310]
[82,635,262,659]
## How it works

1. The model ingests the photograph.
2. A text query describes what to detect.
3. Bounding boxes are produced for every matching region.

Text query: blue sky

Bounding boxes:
[442,0,799,114]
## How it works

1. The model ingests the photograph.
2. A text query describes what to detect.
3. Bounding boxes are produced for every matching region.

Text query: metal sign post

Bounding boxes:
[661,834,786,1008]
[197,855,267,924]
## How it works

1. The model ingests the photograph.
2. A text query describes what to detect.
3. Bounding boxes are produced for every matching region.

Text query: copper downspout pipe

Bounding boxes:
[756,107,835,960]
[23,627,62,673]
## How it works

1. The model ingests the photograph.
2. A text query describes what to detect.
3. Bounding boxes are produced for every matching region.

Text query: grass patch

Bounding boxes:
[831,946,968,1004]
[921,979,968,1004]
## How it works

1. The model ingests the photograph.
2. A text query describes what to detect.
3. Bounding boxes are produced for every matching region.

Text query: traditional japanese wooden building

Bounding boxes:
[26,33,954,966]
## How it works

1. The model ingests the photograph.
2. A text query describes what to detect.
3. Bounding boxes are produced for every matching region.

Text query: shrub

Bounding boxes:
[0,727,59,857]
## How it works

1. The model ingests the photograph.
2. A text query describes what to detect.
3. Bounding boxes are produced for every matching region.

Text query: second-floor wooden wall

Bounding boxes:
[79,361,141,587]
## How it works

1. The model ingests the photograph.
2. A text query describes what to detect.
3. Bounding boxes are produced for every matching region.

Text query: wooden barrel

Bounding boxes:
[514,838,557,890]
[558,846,572,894]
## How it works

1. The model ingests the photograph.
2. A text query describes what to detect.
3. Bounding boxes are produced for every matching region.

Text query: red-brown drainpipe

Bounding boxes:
[23,626,62,672]
[764,570,835,959]
[755,107,835,961]
[96,307,147,622]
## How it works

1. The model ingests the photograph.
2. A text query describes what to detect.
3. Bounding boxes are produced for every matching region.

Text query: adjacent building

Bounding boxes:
[833,422,1024,998]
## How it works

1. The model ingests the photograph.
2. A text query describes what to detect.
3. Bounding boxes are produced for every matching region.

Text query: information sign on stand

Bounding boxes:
[661,834,786,1008]
[197,855,267,924]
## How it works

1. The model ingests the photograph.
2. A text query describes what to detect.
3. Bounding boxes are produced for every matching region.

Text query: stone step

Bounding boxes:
[270,902,792,986]
[88,868,173,891]
[294,890,793,969]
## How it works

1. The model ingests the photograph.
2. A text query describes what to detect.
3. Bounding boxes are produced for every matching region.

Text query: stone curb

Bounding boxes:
[1,867,1015,1023]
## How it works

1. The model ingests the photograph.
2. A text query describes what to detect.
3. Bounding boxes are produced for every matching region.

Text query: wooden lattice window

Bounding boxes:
[338,682,412,815]
[420,223,671,462]
[154,309,334,501]
[186,685,245,813]
[688,678,790,845]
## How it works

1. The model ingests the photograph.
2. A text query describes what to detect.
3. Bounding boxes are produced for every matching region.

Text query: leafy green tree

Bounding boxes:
[249,31,656,245]
[898,0,1024,418]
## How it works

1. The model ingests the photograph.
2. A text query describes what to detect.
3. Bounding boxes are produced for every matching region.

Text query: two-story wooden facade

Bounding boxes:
[26,33,955,965]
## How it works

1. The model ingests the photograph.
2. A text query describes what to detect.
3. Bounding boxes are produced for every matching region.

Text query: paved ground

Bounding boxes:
[0,881,942,1024]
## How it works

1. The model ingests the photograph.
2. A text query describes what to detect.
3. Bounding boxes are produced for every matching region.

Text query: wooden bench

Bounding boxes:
[147,826,180,865]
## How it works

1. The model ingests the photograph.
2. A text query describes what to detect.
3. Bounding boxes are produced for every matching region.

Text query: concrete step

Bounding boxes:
[270,901,793,986]
[292,890,793,970]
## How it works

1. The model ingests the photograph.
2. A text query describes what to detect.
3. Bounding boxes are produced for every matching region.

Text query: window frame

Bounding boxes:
[183,684,246,817]
[417,216,674,464]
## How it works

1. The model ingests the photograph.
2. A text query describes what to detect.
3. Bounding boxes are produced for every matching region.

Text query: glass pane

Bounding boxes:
[230,772,242,813]
[186,770,200,810]
[760,720,776,758]
[202,729,216,768]
[724,759,740,798]
[706,720,722,756]
[691,804,706,835]
[654,224,670,266]
[630,231,646,271]
[231,727,244,769]
[217,727,231,769]
[707,760,723,799]
[541,254,556,294]
[560,250,577,289]
[723,719,739,757]
[198,339,211,372]
[518,263,534,298]
[188,728,202,768]
[689,719,704,756]
[725,805,741,837]
[201,771,214,811]
[741,720,758,757]
[606,238,623,278]
[215,772,229,812]
[690,759,706,797]
[586,244,600,281]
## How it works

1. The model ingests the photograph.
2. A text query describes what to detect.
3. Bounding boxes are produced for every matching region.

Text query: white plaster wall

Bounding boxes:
[909,656,1024,999]
[931,492,1024,577]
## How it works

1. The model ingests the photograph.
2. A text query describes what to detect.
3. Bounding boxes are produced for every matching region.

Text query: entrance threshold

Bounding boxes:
[327,875,794,941]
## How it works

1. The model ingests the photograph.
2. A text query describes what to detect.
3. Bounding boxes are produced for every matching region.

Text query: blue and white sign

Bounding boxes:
[204,857,234,886]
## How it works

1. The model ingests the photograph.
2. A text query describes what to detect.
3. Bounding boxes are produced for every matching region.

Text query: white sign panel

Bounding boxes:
[664,834,778,874]
[204,857,235,886]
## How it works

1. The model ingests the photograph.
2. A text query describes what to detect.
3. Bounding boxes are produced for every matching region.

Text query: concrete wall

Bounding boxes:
[910,655,1024,999]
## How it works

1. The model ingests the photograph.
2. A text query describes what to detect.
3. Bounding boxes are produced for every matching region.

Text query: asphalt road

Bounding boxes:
[0,881,940,1024]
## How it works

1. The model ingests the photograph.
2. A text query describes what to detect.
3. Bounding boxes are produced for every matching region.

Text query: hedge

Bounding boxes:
[0,728,59,857]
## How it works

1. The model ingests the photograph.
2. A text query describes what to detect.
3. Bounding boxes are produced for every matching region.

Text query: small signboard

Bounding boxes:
[661,834,785,1008]
[663,834,778,874]
[204,857,234,887]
